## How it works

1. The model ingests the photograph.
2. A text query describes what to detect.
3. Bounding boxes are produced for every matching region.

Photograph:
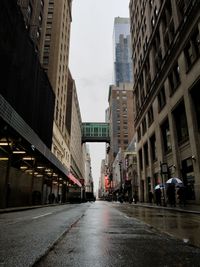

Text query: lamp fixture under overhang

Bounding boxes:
[20,166,28,170]
[0,157,9,161]
[23,157,35,161]
[36,174,43,177]
[0,142,11,146]
[45,168,51,172]
[25,169,33,173]
[13,151,26,154]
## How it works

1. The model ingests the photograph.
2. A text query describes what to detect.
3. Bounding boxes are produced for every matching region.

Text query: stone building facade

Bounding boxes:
[18,0,73,170]
[129,0,200,203]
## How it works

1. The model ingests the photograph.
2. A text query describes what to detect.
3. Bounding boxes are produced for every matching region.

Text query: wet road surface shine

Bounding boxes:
[113,203,200,248]
[36,202,200,267]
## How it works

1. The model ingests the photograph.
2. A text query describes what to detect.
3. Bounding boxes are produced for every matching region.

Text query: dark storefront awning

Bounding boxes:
[0,94,81,185]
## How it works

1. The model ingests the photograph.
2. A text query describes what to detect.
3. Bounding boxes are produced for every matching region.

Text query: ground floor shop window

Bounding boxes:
[190,81,200,131]
[181,158,195,200]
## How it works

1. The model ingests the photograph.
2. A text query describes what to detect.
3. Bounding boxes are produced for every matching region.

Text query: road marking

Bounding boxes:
[33,212,52,219]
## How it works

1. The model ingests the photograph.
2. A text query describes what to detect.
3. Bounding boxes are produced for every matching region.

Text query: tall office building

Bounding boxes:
[113,17,133,85]
[17,0,48,61]
[0,0,75,208]
[108,83,135,163]
[18,0,73,170]
[42,0,72,170]
[107,18,135,193]
[69,78,85,183]
[130,0,200,203]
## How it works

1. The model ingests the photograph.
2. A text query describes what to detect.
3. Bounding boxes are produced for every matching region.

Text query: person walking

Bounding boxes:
[167,184,176,207]
[177,186,186,207]
[149,191,154,204]
[133,191,138,204]
[155,188,161,205]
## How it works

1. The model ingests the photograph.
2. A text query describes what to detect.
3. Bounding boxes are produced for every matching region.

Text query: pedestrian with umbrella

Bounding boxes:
[166,177,183,207]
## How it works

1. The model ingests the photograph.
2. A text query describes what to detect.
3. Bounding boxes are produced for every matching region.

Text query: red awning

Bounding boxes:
[68,173,82,187]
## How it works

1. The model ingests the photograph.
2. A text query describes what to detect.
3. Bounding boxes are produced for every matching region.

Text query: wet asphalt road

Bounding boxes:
[36,201,200,267]
[0,204,90,267]
[112,203,200,248]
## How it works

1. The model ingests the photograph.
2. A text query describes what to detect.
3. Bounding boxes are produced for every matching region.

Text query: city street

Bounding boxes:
[1,202,200,266]
[35,201,200,267]
[1,201,199,267]
[0,204,90,267]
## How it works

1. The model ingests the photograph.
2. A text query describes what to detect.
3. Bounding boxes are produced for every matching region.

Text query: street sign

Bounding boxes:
[161,163,168,174]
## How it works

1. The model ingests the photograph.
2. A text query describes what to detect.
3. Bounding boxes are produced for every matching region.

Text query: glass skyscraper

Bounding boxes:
[113,17,133,85]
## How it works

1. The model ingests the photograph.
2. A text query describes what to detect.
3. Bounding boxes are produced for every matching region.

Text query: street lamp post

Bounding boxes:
[119,160,123,193]
[160,162,168,206]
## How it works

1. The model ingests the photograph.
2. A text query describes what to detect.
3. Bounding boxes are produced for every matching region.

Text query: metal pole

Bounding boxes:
[160,162,167,206]
[120,162,123,193]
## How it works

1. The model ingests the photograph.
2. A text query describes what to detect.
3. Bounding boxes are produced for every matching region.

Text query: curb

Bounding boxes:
[133,203,200,215]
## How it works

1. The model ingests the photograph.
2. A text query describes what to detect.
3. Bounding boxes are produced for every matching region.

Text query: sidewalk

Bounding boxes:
[0,203,59,214]
[135,202,200,214]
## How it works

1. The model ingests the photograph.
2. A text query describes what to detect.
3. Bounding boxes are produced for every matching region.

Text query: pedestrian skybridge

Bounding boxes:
[82,122,110,143]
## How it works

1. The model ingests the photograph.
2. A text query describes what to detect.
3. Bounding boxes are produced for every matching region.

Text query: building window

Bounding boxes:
[158,86,166,111]
[190,81,200,131]
[144,143,149,166]
[161,118,171,153]
[162,1,174,54]
[142,117,147,135]
[184,27,200,70]
[181,157,195,200]
[45,34,51,41]
[148,106,154,126]
[138,126,141,141]
[169,63,180,95]
[27,5,32,19]
[139,149,143,170]
[141,88,145,104]
[151,17,155,27]
[173,101,189,144]
[177,0,191,18]
[150,134,157,161]
[55,101,59,121]
[145,56,151,92]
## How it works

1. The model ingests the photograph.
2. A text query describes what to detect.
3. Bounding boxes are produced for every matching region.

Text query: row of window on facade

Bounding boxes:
[22,0,44,41]
[134,0,196,86]
[132,0,165,73]
[138,88,200,171]
[130,0,159,40]
[133,1,174,83]
[135,24,200,113]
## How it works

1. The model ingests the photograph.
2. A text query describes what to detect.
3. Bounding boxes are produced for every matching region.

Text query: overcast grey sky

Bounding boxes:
[69,0,130,192]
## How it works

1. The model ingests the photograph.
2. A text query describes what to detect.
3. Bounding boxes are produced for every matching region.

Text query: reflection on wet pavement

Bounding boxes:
[113,204,200,248]
[36,202,200,267]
